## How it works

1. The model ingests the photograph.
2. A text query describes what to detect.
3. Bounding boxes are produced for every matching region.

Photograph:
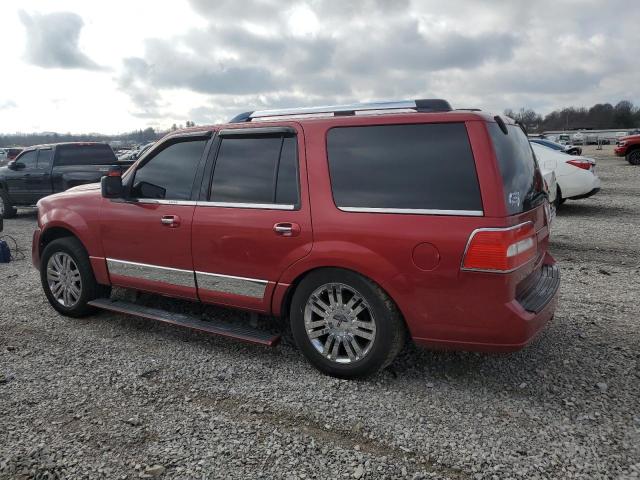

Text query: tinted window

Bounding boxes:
[132,139,207,200]
[211,135,299,205]
[327,123,482,211]
[56,144,117,166]
[17,150,37,168]
[275,137,299,204]
[488,123,544,215]
[37,149,53,169]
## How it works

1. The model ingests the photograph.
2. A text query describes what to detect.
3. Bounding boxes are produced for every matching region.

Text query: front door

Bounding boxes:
[100,134,211,300]
[6,149,38,204]
[192,125,313,312]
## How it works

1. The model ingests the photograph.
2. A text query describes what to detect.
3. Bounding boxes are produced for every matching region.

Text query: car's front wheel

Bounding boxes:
[0,189,17,218]
[40,237,111,317]
[627,150,640,166]
[290,268,405,378]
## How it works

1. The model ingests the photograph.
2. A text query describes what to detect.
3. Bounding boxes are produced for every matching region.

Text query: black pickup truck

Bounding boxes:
[0,142,133,218]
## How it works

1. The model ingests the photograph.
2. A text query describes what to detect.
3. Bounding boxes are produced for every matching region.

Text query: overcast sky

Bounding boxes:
[0,0,637,134]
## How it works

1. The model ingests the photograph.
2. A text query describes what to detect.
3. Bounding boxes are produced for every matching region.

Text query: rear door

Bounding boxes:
[191,125,312,312]
[100,133,212,300]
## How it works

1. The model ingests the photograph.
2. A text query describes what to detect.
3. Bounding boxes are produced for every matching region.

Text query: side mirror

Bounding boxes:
[101,166,124,198]
[7,161,23,170]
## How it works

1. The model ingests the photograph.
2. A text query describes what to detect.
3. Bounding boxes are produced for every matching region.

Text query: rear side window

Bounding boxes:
[132,139,207,200]
[327,123,482,212]
[210,135,299,206]
[56,144,117,166]
[488,123,544,215]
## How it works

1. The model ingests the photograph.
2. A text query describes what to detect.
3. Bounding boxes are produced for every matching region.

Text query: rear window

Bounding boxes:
[488,123,544,215]
[55,144,117,166]
[326,123,482,213]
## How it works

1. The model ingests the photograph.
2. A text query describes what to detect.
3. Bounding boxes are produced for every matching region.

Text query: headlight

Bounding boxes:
[618,141,626,146]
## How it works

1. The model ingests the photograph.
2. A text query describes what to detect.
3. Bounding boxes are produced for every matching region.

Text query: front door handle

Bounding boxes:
[273,222,300,237]
[161,215,181,228]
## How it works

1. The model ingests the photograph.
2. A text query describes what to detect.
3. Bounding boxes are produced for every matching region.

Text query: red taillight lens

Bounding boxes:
[107,166,122,177]
[566,159,592,170]
[462,222,537,272]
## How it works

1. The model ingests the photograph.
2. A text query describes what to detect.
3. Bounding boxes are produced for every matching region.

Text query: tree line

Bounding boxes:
[505,100,640,133]
[0,121,198,148]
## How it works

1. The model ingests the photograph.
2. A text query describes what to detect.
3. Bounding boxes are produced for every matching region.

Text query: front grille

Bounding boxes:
[516,264,560,313]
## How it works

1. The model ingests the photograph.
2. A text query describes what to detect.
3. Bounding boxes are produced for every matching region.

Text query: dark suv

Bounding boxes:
[33,99,559,378]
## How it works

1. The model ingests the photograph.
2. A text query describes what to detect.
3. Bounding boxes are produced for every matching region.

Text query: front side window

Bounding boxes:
[131,139,207,200]
[16,150,37,169]
[210,135,299,206]
[327,123,482,212]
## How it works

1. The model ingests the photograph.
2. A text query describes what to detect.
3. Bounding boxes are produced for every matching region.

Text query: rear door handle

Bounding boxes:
[161,215,181,228]
[273,222,300,237]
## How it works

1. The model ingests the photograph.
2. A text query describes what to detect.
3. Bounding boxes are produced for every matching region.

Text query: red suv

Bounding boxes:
[33,99,559,378]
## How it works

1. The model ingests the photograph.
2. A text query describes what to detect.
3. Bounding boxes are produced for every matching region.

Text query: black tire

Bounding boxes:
[0,189,17,219]
[40,237,111,317]
[554,185,565,208]
[627,150,640,166]
[290,268,406,378]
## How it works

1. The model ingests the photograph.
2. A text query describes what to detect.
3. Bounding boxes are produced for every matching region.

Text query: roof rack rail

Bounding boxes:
[228,99,452,123]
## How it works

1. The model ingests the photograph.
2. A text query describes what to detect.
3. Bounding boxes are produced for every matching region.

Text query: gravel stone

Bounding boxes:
[0,146,638,479]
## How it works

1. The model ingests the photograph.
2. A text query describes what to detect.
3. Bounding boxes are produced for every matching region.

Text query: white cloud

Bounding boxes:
[0,0,638,133]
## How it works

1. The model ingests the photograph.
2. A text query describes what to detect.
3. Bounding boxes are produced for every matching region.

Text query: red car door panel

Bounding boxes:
[100,135,211,300]
[101,201,197,299]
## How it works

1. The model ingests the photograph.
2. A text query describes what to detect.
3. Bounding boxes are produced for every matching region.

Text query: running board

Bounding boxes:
[88,298,280,347]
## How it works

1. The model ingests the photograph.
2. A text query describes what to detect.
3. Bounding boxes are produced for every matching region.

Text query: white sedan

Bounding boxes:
[531,142,601,207]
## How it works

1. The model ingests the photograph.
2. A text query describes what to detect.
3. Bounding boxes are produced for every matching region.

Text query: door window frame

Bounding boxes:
[122,131,214,205]
[199,126,301,211]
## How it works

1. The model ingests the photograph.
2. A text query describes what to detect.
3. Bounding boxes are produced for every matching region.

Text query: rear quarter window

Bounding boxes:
[55,144,117,166]
[326,123,482,213]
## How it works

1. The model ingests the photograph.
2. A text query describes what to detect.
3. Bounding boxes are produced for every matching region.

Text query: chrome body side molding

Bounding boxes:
[106,259,268,299]
[196,271,268,299]
[339,207,484,216]
[106,259,196,288]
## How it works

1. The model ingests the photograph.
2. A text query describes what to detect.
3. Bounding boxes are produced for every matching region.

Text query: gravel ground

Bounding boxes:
[1,145,639,479]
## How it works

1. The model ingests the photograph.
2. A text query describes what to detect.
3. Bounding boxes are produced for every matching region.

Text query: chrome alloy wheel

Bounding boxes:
[47,252,82,308]
[304,283,377,364]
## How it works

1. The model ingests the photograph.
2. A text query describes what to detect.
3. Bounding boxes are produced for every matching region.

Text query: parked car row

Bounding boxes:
[0,142,134,218]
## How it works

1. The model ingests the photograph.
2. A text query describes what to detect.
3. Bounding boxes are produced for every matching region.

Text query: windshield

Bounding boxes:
[535,139,563,151]
[489,123,545,215]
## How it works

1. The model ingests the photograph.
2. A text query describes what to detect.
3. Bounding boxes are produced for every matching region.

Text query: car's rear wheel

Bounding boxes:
[0,189,17,218]
[40,237,111,317]
[554,185,565,208]
[290,268,405,378]
[627,150,640,166]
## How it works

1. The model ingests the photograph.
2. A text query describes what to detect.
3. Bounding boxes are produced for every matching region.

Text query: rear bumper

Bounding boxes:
[413,257,560,353]
[32,228,41,270]
[568,187,600,200]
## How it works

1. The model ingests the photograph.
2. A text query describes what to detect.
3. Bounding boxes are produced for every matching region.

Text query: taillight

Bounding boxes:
[566,159,592,170]
[462,222,537,273]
